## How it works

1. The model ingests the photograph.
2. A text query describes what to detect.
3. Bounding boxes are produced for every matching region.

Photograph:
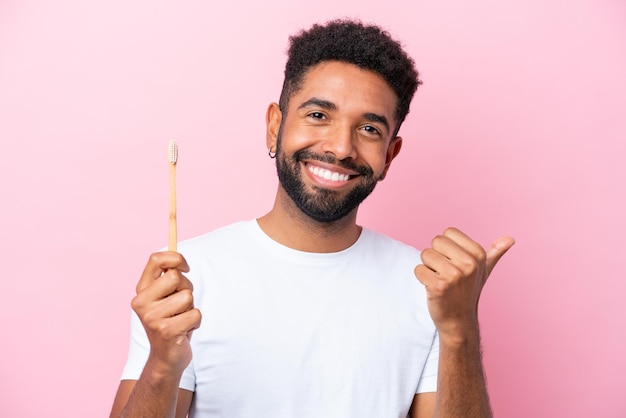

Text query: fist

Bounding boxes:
[131,251,202,374]
[414,228,514,340]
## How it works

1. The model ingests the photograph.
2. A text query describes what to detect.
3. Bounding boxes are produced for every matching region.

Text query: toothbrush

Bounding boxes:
[168,140,178,252]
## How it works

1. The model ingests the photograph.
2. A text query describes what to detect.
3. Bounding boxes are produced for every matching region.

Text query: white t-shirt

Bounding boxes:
[122,220,438,418]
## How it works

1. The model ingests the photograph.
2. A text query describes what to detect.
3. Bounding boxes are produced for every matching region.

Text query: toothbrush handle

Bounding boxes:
[168,163,177,252]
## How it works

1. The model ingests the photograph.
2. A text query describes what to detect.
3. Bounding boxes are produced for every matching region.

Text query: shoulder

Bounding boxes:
[172,220,261,279]
[177,219,255,254]
[358,227,421,263]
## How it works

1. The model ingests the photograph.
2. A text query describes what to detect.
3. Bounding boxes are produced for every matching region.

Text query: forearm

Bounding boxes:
[118,359,183,418]
[433,328,492,418]
[414,228,513,417]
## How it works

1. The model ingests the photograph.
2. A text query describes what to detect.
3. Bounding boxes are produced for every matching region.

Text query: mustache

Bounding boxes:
[293,149,374,177]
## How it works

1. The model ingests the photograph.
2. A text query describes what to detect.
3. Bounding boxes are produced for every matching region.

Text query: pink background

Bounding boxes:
[1,0,625,416]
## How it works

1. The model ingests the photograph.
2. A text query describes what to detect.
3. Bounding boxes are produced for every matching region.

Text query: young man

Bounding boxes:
[110,20,514,418]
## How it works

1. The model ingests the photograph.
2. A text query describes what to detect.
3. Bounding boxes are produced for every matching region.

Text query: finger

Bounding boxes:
[152,289,195,319]
[441,227,485,263]
[152,308,202,343]
[419,247,459,278]
[485,236,516,277]
[137,270,194,304]
[132,282,195,325]
[176,308,203,340]
[137,252,190,293]
[414,263,439,288]
[431,234,485,279]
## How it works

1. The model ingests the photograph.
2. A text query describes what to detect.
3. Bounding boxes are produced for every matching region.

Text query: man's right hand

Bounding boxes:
[131,251,202,377]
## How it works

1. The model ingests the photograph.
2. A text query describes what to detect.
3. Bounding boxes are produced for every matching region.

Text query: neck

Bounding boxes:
[257,187,362,253]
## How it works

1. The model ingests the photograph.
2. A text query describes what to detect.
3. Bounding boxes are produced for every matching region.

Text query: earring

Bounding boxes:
[268,146,276,159]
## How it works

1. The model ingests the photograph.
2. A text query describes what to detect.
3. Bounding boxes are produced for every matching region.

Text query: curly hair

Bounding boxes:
[279,19,421,132]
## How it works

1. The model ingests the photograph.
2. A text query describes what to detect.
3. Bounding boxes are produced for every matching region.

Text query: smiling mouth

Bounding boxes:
[306,163,354,182]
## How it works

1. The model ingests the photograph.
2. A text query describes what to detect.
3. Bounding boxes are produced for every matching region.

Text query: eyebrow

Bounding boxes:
[363,112,390,133]
[298,97,390,133]
[298,97,337,111]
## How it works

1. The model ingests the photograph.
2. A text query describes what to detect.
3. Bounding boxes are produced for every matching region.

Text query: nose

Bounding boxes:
[320,122,357,161]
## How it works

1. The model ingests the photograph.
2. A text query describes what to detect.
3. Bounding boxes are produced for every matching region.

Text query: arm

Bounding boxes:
[413,228,514,418]
[109,252,202,418]
[110,381,193,418]
[409,392,436,418]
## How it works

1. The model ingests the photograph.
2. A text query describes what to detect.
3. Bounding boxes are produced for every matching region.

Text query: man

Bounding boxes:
[110,19,514,418]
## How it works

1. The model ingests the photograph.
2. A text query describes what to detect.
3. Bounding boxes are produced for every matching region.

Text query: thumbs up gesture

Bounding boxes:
[414,228,515,341]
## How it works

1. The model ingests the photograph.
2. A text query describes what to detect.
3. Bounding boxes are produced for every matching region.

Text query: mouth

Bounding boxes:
[304,161,358,185]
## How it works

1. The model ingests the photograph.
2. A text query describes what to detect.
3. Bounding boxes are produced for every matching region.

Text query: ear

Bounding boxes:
[379,136,403,180]
[266,102,282,151]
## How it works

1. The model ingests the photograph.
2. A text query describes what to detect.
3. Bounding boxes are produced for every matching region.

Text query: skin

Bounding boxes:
[412,229,514,417]
[109,253,199,418]
[110,60,514,418]
[259,61,403,252]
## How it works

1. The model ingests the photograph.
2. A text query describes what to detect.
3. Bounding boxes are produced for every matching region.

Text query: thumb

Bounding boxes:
[485,236,516,277]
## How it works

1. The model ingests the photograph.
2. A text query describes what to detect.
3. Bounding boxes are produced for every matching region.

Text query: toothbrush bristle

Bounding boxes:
[169,140,178,164]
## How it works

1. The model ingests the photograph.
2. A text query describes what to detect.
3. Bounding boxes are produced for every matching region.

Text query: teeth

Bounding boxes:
[308,165,350,182]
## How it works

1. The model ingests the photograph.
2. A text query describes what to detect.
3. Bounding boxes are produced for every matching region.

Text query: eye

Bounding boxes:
[361,125,382,136]
[307,111,326,120]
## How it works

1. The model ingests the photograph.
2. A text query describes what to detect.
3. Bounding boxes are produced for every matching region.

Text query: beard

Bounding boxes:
[275,132,380,224]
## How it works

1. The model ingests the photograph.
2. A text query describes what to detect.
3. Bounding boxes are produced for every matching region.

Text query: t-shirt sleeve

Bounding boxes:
[119,310,196,392]
[416,331,439,393]
[120,310,149,381]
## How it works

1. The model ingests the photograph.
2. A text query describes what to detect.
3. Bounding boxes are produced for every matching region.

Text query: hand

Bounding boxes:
[131,252,202,377]
[414,228,514,342]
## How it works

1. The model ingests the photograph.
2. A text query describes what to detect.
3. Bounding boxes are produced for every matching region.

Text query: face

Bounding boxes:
[268,61,402,223]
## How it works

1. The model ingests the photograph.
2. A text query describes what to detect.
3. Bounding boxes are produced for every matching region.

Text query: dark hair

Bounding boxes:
[279,19,421,132]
